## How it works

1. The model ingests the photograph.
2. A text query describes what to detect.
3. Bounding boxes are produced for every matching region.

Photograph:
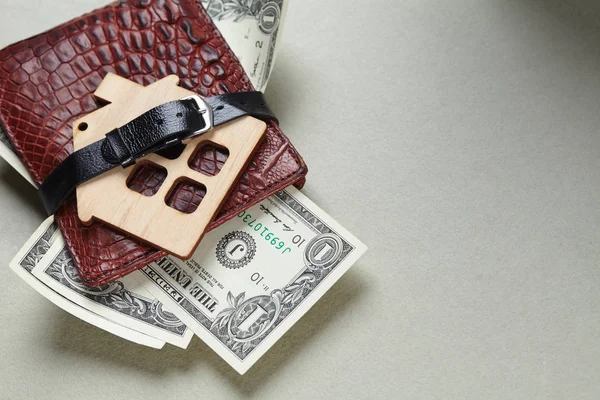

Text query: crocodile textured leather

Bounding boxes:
[0,0,307,285]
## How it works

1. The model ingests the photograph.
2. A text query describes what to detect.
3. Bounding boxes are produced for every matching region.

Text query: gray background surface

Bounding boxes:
[0,0,599,399]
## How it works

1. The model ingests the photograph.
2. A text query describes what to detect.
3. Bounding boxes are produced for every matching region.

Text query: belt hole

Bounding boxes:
[78,122,88,131]
[215,105,224,111]
[176,112,183,118]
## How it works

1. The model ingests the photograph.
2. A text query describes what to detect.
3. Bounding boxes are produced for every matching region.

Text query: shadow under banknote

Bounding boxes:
[42,308,198,376]
[40,268,366,386]
[219,269,367,395]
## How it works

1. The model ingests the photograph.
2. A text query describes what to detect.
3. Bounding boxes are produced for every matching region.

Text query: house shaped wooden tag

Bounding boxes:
[73,73,267,259]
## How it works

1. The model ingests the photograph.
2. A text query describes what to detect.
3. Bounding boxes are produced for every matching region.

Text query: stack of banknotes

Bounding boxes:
[1,1,367,375]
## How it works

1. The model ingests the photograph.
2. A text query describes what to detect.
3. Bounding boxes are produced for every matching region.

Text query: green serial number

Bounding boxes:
[237,211,292,255]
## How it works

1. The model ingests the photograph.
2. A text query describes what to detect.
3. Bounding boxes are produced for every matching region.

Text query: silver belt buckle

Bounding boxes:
[180,94,214,140]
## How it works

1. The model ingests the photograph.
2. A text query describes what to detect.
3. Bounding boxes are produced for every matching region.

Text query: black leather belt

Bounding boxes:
[39,91,277,215]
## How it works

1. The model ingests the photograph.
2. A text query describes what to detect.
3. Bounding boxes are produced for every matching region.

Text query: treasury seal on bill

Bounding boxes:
[216,231,257,269]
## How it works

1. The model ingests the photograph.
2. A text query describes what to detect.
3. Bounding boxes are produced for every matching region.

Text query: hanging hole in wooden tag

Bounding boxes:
[73,73,267,259]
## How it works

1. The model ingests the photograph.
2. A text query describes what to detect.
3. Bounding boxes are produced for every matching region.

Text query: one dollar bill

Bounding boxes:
[131,186,367,374]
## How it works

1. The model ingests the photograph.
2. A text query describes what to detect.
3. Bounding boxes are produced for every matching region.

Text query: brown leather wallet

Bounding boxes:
[0,0,307,286]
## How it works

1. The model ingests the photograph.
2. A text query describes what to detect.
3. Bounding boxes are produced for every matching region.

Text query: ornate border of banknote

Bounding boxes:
[15,219,57,273]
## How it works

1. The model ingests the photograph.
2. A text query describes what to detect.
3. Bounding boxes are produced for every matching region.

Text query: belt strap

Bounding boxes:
[39,91,277,215]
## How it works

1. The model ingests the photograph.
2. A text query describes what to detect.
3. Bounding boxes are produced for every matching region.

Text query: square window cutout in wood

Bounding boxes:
[188,141,229,177]
[126,161,168,197]
[165,178,207,214]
